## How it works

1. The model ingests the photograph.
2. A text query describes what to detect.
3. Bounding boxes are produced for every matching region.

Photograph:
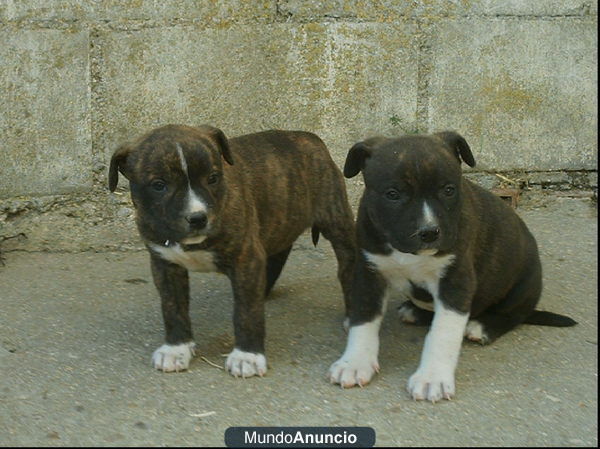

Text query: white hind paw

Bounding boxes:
[464,320,489,345]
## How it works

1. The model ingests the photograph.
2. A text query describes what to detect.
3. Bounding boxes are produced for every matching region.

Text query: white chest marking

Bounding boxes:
[364,248,455,296]
[150,243,216,272]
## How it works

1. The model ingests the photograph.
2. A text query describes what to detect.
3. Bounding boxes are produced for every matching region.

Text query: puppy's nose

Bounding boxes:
[186,212,207,229]
[418,226,440,243]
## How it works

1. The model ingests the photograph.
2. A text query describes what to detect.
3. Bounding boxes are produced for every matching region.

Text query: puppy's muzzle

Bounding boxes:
[418,225,440,243]
[186,212,208,231]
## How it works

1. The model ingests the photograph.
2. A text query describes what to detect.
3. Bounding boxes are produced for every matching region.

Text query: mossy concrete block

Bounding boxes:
[315,22,419,167]
[467,0,597,16]
[96,23,330,163]
[464,172,501,190]
[427,18,597,171]
[277,0,597,20]
[528,172,572,186]
[97,22,418,171]
[0,29,91,198]
[0,1,275,23]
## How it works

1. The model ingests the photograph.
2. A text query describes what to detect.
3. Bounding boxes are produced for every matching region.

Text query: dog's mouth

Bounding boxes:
[157,228,209,248]
[387,238,441,257]
[180,234,208,245]
[416,248,438,256]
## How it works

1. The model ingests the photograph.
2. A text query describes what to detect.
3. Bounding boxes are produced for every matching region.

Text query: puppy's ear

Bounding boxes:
[200,125,234,166]
[344,142,372,178]
[434,131,476,168]
[108,143,133,192]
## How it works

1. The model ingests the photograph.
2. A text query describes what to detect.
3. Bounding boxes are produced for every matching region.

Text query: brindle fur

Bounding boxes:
[344,131,576,340]
[110,125,356,363]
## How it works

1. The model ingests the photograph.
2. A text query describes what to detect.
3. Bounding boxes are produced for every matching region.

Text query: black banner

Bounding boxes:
[224,427,376,448]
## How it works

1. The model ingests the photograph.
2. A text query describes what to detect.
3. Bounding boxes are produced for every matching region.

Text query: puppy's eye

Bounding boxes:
[444,185,456,197]
[385,188,401,201]
[207,172,220,185]
[150,179,167,192]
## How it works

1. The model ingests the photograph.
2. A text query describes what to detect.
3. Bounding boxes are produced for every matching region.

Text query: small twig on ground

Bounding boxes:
[495,173,520,186]
[189,411,216,418]
[201,356,224,370]
[0,232,27,243]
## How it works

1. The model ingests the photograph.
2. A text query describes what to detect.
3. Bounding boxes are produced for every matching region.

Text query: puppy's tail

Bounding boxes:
[311,226,320,247]
[523,310,577,327]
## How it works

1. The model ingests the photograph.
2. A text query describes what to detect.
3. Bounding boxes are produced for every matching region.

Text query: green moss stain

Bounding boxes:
[480,72,543,116]
[469,71,545,144]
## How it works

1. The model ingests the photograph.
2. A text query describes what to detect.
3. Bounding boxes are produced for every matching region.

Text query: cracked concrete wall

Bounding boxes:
[0,0,597,201]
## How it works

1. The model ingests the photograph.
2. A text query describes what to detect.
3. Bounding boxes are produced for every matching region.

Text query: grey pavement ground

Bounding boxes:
[0,193,597,447]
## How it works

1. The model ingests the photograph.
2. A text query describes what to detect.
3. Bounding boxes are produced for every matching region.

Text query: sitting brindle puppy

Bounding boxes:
[329,131,576,401]
[109,124,356,378]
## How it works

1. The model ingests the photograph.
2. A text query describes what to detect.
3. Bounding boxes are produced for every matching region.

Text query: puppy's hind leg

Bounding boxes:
[466,264,543,345]
[398,300,434,326]
[314,196,356,327]
[464,314,520,345]
[265,246,292,297]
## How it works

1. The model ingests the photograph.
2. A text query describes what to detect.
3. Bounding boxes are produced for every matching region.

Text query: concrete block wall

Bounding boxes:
[0,1,597,251]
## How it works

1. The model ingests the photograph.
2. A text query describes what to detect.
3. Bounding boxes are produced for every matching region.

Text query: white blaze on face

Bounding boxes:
[176,143,207,215]
[176,142,189,174]
[422,201,437,226]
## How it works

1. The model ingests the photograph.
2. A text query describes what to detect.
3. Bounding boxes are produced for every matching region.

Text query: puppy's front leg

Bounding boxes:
[329,254,387,388]
[225,245,268,378]
[408,271,473,402]
[149,251,196,372]
[407,299,468,402]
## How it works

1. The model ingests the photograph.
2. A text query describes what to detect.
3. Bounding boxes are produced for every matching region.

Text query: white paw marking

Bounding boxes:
[329,356,380,388]
[225,348,267,378]
[152,342,196,372]
[329,318,381,388]
[398,303,417,323]
[343,317,350,333]
[465,320,489,344]
[408,366,455,402]
[407,300,469,402]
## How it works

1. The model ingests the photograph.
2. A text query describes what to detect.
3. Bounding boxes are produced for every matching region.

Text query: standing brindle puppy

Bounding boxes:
[109,124,356,378]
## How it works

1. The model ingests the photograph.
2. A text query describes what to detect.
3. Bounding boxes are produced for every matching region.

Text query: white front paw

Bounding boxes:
[329,355,379,388]
[225,348,267,378]
[152,342,196,372]
[407,367,455,402]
